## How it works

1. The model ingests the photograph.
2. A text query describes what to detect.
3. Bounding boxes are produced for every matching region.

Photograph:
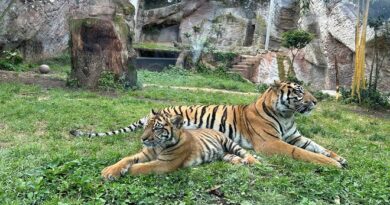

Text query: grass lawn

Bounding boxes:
[138,69,257,93]
[0,70,389,204]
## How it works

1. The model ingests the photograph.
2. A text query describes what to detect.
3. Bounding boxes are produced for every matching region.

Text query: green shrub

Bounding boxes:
[65,71,80,88]
[0,50,25,71]
[195,63,248,83]
[0,60,17,71]
[1,50,23,65]
[256,83,269,93]
[312,91,331,102]
[286,75,304,85]
[340,87,389,109]
[98,71,122,90]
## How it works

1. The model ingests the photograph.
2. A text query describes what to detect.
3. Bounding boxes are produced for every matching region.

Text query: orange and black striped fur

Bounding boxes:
[72,81,347,168]
[101,111,258,180]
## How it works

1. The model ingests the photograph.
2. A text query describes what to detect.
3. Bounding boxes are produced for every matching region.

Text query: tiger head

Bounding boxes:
[270,80,317,116]
[141,110,183,148]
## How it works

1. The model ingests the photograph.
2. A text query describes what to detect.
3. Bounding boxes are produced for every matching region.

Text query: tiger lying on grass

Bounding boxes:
[101,111,258,180]
[72,81,347,168]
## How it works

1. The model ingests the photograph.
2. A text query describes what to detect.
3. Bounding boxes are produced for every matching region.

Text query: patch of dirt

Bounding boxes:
[347,105,390,119]
[0,70,120,98]
[0,70,66,88]
[0,142,12,149]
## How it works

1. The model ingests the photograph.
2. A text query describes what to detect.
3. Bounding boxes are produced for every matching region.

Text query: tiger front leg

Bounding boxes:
[286,135,347,168]
[129,160,180,175]
[221,137,260,165]
[101,148,156,180]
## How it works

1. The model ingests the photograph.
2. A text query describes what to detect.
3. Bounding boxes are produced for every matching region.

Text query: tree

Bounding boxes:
[281,29,314,77]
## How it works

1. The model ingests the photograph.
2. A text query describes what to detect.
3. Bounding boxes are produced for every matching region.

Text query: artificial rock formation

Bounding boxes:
[68,0,137,89]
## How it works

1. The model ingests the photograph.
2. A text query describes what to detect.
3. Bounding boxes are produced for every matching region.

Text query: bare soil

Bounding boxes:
[0,70,66,88]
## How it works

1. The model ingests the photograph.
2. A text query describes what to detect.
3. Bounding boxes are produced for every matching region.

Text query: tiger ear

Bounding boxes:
[272,80,282,91]
[170,115,183,129]
[151,109,158,115]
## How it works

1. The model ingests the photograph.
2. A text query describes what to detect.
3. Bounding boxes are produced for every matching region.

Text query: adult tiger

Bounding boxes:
[101,111,258,180]
[71,81,347,168]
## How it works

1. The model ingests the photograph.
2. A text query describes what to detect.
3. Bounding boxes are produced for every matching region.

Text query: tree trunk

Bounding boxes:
[288,49,297,77]
[69,17,137,89]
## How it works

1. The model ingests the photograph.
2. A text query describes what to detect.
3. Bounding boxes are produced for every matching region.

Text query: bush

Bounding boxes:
[312,90,331,102]
[286,75,304,85]
[98,71,123,90]
[340,87,389,109]
[212,51,238,67]
[256,83,268,93]
[194,63,248,83]
[0,50,25,71]
[0,60,17,71]
[1,50,23,65]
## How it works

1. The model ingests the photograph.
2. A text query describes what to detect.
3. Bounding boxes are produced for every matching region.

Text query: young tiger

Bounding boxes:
[101,111,258,180]
[72,81,347,168]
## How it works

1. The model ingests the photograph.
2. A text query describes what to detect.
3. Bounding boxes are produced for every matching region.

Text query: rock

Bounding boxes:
[38,64,50,74]
[69,15,137,89]
[135,0,269,50]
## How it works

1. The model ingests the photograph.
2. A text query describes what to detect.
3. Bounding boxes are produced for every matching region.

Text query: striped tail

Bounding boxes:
[70,117,148,137]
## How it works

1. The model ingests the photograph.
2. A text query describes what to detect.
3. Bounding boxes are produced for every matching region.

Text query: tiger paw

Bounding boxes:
[101,164,128,181]
[242,155,260,165]
[230,157,243,165]
[324,150,348,168]
[337,157,348,168]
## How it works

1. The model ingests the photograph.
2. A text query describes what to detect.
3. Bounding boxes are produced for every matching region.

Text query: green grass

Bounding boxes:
[139,69,257,93]
[0,71,389,204]
[133,42,180,52]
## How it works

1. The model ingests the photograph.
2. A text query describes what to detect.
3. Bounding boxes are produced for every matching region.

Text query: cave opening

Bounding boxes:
[243,24,255,47]
[141,22,180,43]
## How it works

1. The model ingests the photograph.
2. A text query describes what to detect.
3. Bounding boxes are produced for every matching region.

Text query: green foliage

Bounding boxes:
[1,50,23,64]
[0,50,27,71]
[133,42,180,52]
[65,71,80,88]
[312,91,331,102]
[286,75,304,85]
[340,87,389,109]
[256,83,269,93]
[195,63,248,84]
[98,71,123,90]
[0,60,18,71]
[212,51,238,67]
[281,29,314,50]
[277,54,286,81]
[213,51,237,62]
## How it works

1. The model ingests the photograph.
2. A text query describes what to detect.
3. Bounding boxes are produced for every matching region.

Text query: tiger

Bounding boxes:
[101,111,258,180]
[71,81,347,168]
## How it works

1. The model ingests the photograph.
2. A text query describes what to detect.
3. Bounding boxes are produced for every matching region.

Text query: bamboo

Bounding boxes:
[351,0,370,102]
[351,0,361,97]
